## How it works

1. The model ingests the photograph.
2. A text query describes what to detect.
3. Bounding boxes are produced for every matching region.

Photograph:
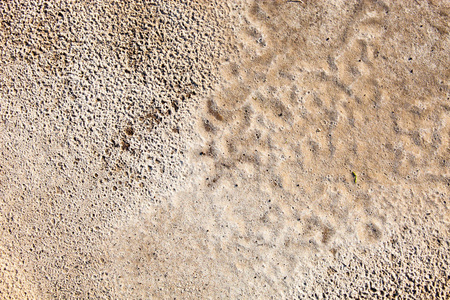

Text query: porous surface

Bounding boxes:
[1,0,449,299]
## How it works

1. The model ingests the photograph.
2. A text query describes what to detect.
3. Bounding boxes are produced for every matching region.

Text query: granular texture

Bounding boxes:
[1,0,449,299]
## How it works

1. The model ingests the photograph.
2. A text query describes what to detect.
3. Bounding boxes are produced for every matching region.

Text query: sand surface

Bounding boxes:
[1,0,449,298]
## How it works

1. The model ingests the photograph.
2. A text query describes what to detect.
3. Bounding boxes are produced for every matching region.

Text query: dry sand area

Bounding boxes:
[1,0,450,298]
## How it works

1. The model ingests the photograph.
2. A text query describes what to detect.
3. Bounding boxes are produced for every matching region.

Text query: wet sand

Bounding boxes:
[1,0,449,298]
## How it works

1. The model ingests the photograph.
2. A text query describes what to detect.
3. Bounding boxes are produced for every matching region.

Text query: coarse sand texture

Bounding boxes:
[1,0,449,299]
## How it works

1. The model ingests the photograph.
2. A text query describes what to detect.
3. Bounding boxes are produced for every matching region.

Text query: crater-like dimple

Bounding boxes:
[189,0,450,296]
[1,0,449,299]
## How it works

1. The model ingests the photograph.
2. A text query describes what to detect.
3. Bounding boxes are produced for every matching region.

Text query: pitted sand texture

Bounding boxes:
[1,0,449,299]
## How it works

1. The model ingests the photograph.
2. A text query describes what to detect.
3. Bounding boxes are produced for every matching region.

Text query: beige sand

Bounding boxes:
[1,0,449,298]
